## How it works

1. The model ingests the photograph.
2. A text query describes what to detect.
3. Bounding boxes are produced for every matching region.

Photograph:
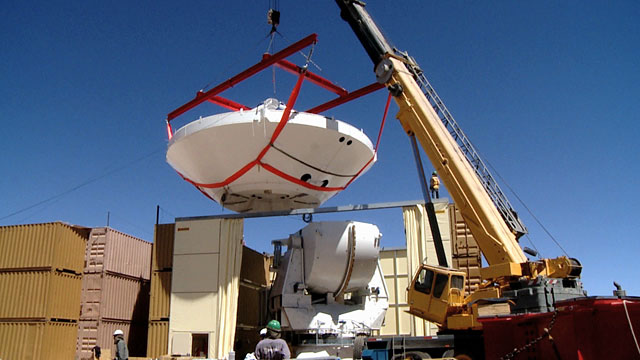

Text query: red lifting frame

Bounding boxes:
[166,33,384,129]
[166,33,388,194]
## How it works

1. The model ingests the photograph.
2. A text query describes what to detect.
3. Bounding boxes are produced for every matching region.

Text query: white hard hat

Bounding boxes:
[113,329,124,336]
[259,328,267,336]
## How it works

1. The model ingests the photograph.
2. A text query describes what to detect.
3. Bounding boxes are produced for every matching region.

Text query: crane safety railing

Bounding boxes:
[399,51,528,238]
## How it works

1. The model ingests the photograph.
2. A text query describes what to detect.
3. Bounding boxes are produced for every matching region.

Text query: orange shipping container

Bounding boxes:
[149,271,172,321]
[76,318,148,359]
[452,255,482,294]
[0,222,88,273]
[84,227,152,280]
[240,247,270,287]
[152,224,175,271]
[449,204,480,257]
[237,283,263,328]
[0,270,82,320]
[147,320,169,358]
[80,272,150,322]
[0,320,78,360]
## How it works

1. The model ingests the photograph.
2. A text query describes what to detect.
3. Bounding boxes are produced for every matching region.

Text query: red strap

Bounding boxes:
[375,93,392,152]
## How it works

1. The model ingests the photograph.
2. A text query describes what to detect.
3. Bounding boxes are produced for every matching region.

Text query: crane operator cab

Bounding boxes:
[407,265,467,326]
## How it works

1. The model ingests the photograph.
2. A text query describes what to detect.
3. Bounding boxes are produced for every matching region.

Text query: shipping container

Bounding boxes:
[153,224,175,271]
[0,320,78,360]
[0,222,88,273]
[240,246,270,287]
[237,282,263,328]
[449,204,480,256]
[84,227,152,280]
[147,320,169,358]
[76,318,148,360]
[80,272,150,322]
[452,255,482,295]
[0,270,82,320]
[149,271,172,321]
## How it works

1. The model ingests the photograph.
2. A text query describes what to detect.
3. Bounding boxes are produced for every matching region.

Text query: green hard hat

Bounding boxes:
[266,320,281,331]
[432,171,437,175]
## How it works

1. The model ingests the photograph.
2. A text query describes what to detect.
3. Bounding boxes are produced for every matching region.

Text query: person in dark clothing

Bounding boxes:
[92,345,101,359]
[113,329,129,360]
[255,320,290,360]
[430,171,440,199]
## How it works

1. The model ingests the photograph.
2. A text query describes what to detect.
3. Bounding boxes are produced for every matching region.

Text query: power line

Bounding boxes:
[0,146,164,222]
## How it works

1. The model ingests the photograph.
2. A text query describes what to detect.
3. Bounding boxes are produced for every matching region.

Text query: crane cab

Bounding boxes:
[407,264,466,326]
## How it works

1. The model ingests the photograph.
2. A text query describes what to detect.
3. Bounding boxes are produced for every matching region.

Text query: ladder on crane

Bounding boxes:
[399,51,528,238]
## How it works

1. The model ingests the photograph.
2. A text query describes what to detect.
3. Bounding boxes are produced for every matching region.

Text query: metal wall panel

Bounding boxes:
[236,283,262,328]
[449,204,480,256]
[153,224,175,271]
[0,270,82,320]
[0,222,88,273]
[240,246,270,287]
[76,318,148,359]
[379,248,436,337]
[85,227,152,280]
[449,203,483,294]
[80,272,150,322]
[172,253,220,293]
[452,256,482,295]
[147,320,169,358]
[0,320,78,360]
[149,271,172,321]
[173,220,221,255]
[170,292,219,332]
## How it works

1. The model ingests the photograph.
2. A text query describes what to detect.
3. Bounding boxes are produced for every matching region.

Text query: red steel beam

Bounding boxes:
[207,96,251,111]
[167,33,318,122]
[263,55,348,96]
[305,82,385,114]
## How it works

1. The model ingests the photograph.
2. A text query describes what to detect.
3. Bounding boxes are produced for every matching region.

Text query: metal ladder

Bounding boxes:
[399,51,528,238]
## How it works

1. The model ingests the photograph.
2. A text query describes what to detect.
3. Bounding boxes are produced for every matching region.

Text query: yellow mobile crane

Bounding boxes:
[335,0,585,333]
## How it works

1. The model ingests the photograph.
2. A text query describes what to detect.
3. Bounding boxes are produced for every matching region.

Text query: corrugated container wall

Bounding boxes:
[0,270,82,320]
[153,223,175,271]
[77,226,151,360]
[77,319,147,360]
[449,204,482,294]
[236,246,270,360]
[80,273,150,321]
[149,271,172,321]
[85,227,152,280]
[147,320,170,358]
[0,320,78,360]
[239,246,270,287]
[0,222,88,273]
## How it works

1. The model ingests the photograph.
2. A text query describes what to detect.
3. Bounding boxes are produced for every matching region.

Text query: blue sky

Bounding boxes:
[2,1,639,296]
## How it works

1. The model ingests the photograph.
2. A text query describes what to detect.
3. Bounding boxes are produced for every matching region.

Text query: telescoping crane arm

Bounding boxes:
[335,0,527,267]
[335,0,583,330]
[335,0,583,280]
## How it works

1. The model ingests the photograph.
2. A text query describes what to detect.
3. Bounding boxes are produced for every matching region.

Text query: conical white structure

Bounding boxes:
[167,99,376,212]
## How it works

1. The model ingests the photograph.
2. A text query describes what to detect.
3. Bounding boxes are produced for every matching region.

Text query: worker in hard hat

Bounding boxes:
[113,329,129,360]
[255,320,291,360]
[430,171,440,199]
